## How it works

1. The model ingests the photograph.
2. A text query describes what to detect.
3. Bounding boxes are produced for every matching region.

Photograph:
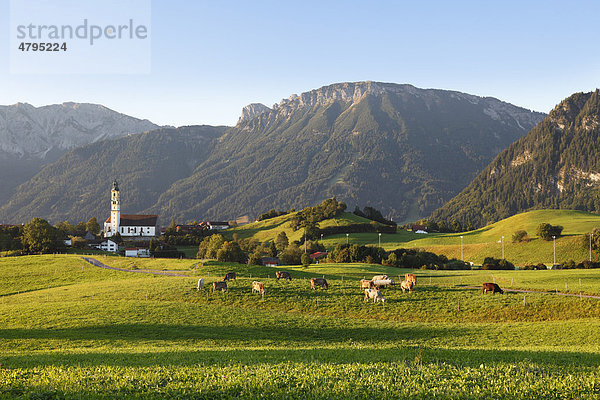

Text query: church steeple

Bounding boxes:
[110,179,120,236]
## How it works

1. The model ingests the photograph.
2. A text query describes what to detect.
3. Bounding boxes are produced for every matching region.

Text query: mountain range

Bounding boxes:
[0,82,545,225]
[0,102,158,203]
[431,90,600,227]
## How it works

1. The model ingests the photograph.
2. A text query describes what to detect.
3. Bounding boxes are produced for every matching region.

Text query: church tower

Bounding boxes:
[110,179,120,236]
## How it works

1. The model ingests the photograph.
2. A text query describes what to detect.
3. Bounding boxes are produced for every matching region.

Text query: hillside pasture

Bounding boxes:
[2,255,600,398]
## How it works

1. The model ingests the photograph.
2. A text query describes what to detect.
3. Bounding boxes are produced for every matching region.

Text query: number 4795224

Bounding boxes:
[18,42,67,51]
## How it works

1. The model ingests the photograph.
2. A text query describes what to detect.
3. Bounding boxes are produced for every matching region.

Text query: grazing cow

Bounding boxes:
[196,278,204,291]
[360,279,374,289]
[364,288,385,303]
[482,282,504,294]
[276,271,292,281]
[372,275,388,281]
[212,281,227,292]
[311,277,328,290]
[400,280,414,292]
[252,281,266,295]
[372,279,394,289]
[405,273,417,286]
[223,272,236,281]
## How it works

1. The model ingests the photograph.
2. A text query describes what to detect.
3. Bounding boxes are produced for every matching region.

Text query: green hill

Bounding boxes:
[324,209,600,266]
[227,211,380,242]
[431,90,600,227]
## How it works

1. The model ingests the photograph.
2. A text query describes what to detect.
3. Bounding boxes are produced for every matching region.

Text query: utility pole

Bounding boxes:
[304,227,307,254]
[552,235,556,266]
[590,233,593,262]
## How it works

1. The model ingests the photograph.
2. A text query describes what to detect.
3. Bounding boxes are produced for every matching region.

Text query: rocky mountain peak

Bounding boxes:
[237,103,271,125]
[0,102,158,158]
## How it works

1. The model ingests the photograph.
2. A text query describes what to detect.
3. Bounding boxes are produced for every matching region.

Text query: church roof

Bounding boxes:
[105,214,158,227]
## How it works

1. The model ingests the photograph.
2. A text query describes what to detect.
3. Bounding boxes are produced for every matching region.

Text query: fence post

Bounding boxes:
[523,295,526,306]
[511,278,513,287]
[457,299,460,312]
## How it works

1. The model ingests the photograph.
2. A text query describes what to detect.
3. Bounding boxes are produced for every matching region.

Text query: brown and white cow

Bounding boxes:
[311,277,328,290]
[482,282,504,294]
[212,281,227,292]
[405,273,417,286]
[372,278,394,289]
[364,288,385,303]
[252,281,266,295]
[223,272,236,281]
[360,279,374,290]
[400,280,414,292]
[276,271,292,281]
[196,278,204,291]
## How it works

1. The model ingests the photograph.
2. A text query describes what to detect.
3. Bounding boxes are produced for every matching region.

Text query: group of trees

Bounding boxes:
[257,209,291,221]
[324,244,469,270]
[353,206,396,226]
[405,219,475,234]
[536,223,564,241]
[289,198,347,239]
[196,231,326,266]
[162,219,215,245]
[481,257,515,270]
[55,218,101,236]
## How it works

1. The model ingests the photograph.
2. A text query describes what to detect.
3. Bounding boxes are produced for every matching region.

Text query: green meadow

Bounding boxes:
[298,209,600,266]
[2,255,600,398]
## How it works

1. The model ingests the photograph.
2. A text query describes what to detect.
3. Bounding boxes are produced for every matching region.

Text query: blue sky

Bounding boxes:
[1,0,599,126]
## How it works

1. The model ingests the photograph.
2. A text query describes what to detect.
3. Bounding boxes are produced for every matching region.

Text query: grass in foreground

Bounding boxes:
[2,255,600,399]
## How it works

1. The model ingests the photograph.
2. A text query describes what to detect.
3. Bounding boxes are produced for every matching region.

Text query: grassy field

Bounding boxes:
[315,209,600,266]
[2,255,600,398]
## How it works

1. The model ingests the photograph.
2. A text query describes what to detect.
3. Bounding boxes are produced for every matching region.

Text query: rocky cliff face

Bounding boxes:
[0,102,158,158]
[237,103,271,125]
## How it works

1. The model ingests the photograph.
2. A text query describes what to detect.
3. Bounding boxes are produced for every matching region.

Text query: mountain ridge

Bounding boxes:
[430,89,600,227]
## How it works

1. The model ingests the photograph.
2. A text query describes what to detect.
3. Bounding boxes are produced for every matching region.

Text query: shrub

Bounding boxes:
[521,263,547,270]
[512,230,528,243]
[301,253,312,267]
[481,257,515,270]
[536,223,563,241]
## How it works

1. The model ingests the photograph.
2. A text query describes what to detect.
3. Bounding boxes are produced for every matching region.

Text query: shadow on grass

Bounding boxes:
[1,344,597,369]
[0,323,451,344]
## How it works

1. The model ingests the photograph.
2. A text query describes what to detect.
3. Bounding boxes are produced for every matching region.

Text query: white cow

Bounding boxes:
[197,278,204,291]
[372,279,394,289]
[372,275,389,281]
[364,288,385,303]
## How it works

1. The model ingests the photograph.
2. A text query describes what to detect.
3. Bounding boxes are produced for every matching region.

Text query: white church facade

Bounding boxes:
[103,180,158,237]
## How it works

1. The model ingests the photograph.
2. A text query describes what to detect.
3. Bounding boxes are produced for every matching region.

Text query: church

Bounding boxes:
[103,180,158,237]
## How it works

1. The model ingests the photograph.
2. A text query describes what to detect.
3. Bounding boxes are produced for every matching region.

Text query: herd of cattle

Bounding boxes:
[195,271,505,301]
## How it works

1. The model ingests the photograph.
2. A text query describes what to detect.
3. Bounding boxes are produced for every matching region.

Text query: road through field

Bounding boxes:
[81,257,189,277]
